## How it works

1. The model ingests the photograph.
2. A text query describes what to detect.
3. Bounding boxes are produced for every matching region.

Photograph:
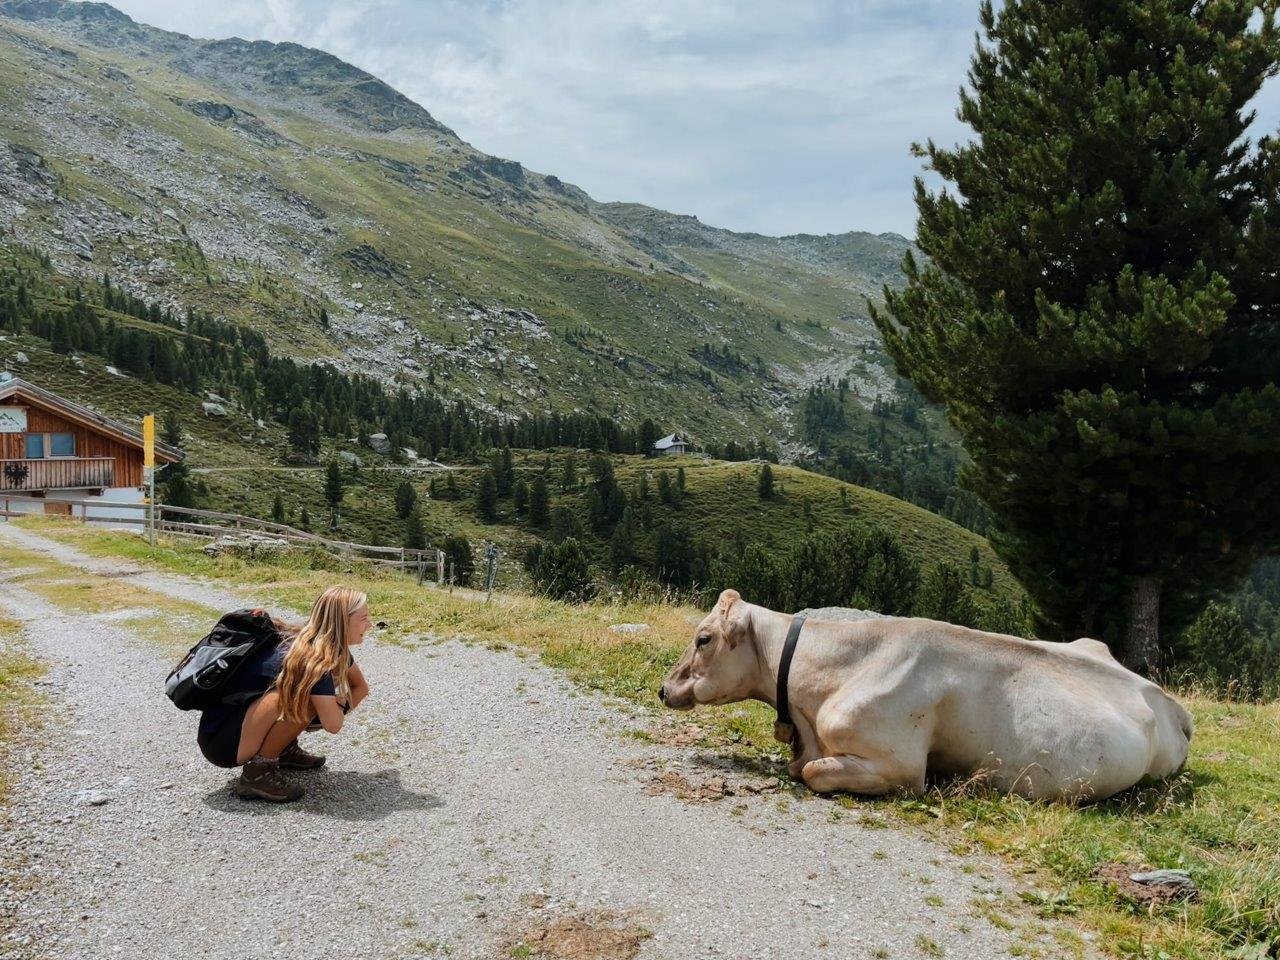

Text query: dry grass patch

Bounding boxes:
[507,911,652,960]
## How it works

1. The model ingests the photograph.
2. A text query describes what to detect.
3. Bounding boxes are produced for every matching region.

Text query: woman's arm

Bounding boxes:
[310,694,345,734]
[347,663,370,711]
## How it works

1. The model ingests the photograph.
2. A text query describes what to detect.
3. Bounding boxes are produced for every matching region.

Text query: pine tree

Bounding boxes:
[271,492,285,523]
[513,477,529,515]
[475,472,499,522]
[394,479,417,519]
[609,505,638,573]
[560,451,577,490]
[758,463,774,500]
[403,508,426,550]
[529,475,551,527]
[324,460,344,528]
[161,410,183,448]
[874,0,1280,671]
[299,505,312,531]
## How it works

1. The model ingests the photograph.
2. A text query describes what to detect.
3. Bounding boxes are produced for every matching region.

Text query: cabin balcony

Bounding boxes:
[0,457,115,492]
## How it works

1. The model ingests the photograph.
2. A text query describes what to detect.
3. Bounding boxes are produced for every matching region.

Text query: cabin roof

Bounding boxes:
[653,433,685,449]
[0,375,184,463]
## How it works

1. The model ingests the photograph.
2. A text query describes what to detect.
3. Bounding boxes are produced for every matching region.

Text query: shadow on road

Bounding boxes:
[202,767,444,820]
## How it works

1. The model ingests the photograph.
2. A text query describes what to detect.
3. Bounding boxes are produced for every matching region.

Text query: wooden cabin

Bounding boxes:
[652,432,688,456]
[0,374,182,517]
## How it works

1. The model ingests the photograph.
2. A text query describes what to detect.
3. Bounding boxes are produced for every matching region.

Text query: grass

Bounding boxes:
[0,614,45,804]
[20,517,1280,959]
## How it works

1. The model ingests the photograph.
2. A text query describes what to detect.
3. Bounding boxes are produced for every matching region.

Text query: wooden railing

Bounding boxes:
[0,495,441,574]
[0,457,115,491]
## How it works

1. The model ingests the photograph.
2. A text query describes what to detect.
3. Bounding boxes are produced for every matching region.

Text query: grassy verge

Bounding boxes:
[19,518,1279,959]
[0,614,45,804]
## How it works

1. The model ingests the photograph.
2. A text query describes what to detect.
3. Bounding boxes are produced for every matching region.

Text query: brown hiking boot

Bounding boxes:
[233,757,303,803]
[278,738,326,771]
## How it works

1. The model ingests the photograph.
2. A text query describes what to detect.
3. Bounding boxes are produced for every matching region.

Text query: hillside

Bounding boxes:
[0,0,915,449]
[4,313,1011,598]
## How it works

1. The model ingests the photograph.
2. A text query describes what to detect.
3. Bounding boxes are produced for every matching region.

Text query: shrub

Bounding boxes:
[526,538,595,602]
[1178,602,1280,701]
[914,562,982,628]
[442,535,474,587]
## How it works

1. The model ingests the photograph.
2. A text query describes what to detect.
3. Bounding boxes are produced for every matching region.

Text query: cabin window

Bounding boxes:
[21,433,75,458]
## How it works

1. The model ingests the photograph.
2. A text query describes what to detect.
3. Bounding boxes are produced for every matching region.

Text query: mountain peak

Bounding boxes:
[0,0,456,138]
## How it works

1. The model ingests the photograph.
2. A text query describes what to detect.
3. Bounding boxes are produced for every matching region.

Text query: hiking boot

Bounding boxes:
[233,757,303,803]
[278,738,326,771]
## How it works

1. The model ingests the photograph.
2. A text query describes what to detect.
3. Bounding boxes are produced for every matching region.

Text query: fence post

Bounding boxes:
[483,543,501,604]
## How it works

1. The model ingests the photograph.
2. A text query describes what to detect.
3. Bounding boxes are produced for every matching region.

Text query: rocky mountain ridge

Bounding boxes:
[0,0,913,448]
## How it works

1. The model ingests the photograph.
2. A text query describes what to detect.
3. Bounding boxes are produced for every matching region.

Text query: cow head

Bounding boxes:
[659,589,757,710]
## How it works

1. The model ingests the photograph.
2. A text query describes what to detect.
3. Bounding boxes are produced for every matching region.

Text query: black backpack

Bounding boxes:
[165,609,281,711]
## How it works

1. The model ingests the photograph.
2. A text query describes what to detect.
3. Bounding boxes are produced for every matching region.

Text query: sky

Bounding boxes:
[109,0,1280,240]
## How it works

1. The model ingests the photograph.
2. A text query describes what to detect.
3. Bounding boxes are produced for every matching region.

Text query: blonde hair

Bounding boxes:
[274,586,367,723]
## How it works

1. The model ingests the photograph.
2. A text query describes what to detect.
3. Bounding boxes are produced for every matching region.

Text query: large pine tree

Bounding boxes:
[875,0,1280,672]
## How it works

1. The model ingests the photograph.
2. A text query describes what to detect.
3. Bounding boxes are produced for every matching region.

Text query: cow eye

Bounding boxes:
[696,634,712,648]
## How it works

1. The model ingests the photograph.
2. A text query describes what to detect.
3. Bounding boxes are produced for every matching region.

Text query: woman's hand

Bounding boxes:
[347,663,370,711]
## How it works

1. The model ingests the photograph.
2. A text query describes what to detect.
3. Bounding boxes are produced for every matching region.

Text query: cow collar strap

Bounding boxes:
[772,612,808,746]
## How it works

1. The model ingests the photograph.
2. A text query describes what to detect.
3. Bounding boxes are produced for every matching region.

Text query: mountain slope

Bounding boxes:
[0,0,912,448]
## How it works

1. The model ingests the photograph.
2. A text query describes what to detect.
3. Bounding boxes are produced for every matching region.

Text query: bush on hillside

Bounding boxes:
[442,535,474,587]
[1177,602,1280,701]
[525,538,595,602]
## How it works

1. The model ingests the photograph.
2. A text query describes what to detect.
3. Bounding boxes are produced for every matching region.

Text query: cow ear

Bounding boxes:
[718,589,748,648]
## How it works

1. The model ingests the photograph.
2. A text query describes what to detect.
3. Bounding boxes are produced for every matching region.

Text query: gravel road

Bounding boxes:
[0,525,1091,960]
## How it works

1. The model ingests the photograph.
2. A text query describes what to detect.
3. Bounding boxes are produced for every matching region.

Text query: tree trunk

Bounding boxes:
[1123,574,1162,676]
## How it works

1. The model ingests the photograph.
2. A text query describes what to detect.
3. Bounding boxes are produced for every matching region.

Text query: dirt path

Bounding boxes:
[0,525,1088,960]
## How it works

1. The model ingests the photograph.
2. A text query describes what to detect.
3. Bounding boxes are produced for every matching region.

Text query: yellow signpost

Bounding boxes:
[142,414,155,546]
[142,414,155,469]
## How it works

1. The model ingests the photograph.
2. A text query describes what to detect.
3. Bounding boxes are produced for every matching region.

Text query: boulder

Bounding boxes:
[12,351,28,364]
[338,450,363,468]
[202,534,291,560]
[367,432,391,455]
[201,401,229,418]
[795,606,888,622]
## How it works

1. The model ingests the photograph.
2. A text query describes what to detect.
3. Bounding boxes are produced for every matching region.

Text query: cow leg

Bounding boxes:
[785,713,823,780]
[800,755,919,796]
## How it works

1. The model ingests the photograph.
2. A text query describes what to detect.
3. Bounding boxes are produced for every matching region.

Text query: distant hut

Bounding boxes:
[0,373,183,518]
[652,433,687,457]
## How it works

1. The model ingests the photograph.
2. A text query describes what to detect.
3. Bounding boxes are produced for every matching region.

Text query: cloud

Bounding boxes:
[108,1,1280,238]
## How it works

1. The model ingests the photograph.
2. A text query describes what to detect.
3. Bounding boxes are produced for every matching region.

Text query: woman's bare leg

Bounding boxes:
[236,690,310,765]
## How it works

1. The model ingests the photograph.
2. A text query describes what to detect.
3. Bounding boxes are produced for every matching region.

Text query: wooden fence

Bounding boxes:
[0,495,440,575]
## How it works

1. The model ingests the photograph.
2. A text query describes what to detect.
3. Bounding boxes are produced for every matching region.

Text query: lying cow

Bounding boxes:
[659,590,1192,802]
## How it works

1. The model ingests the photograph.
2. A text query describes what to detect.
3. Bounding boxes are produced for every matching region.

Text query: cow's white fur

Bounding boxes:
[659,590,1192,802]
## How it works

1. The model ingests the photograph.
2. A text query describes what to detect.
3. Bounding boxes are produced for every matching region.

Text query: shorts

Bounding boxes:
[197,706,250,768]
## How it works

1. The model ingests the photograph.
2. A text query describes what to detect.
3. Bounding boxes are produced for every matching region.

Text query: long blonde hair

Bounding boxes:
[274,586,367,723]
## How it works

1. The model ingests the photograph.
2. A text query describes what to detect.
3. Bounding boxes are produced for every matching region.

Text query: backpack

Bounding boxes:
[164,608,281,711]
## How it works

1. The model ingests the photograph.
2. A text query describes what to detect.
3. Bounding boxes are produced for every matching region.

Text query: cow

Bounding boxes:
[658,590,1192,802]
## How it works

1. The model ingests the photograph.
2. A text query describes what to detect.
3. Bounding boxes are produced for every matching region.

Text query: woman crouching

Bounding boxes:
[197,587,371,802]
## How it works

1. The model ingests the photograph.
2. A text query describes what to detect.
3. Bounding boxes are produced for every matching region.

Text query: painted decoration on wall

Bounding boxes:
[0,407,27,433]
